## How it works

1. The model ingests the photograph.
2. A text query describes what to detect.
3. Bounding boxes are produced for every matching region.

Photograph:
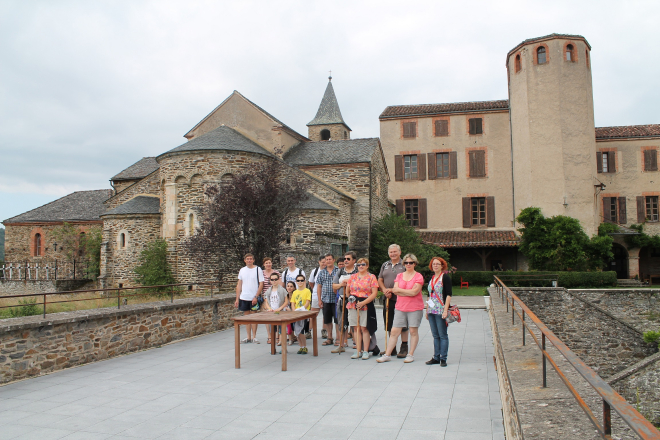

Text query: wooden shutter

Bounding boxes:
[449,151,457,179]
[602,197,611,222]
[419,199,428,229]
[477,151,486,176]
[637,196,646,222]
[403,122,416,138]
[476,118,483,134]
[469,118,476,135]
[394,155,403,181]
[462,198,471,228]
[435,120,448,136]
[469,151,476,177]
[417,154,426,181]
[607,152,616,173]
[486,196,495,227]
[618,197,627,224]
[427,153,436,180]
[645,149,658,171]
[596,152,603,173]
[396,199,404,216]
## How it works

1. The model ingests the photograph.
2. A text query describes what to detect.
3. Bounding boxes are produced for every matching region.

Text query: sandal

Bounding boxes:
[334,340,340,346]
[322,338,334,346]
[267,338,272,344]
[277,340,281,346]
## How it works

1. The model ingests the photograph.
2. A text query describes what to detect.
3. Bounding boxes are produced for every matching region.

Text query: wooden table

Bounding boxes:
[232,310,319,371]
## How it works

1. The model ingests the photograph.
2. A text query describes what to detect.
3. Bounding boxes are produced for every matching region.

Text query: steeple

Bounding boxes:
[307,76,351,141]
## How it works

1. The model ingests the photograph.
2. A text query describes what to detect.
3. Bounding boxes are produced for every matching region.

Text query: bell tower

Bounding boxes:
[307,76,351,141]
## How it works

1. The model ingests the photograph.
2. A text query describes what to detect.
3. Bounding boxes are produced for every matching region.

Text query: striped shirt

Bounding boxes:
[316,266,338,303]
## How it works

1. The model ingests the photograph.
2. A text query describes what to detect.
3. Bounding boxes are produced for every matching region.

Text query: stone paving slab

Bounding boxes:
[0,309,503,440]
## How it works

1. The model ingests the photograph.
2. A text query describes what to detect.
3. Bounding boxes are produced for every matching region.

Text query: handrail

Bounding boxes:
[493,276,660,440]
[0,282,223,319]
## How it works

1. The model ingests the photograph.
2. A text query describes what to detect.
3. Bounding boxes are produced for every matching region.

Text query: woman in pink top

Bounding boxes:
[377,253,424,364]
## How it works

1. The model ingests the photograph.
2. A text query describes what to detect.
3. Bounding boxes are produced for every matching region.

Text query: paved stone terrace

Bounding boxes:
[0,308,503,440]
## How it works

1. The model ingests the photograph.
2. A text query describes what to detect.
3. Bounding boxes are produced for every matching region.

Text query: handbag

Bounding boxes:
[446,305,461,324]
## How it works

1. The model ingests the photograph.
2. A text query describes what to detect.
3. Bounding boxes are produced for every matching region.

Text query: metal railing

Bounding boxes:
[1,260,93,281]
[493,276,660,439]
[0,282,223,319]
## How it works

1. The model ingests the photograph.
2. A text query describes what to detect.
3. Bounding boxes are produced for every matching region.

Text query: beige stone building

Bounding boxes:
[3,80,390,287]
[380,34,660,280]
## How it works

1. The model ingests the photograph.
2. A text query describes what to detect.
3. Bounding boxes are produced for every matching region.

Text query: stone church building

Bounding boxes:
[3,80,390,287]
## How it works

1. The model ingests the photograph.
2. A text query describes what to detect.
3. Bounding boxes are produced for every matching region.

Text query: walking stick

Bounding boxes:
[385,296,390,342]
[339,291,347,355]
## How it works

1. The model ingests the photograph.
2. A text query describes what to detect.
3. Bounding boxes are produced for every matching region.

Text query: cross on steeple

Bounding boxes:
[329,70,332,81]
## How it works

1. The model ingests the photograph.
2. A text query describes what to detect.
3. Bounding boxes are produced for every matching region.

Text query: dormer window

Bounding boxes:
[537,46,547,64]
[320,129,331,141]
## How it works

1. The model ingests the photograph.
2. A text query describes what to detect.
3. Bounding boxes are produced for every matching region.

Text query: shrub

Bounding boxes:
[643,330,660,349]
[452,270,617,288]
[9,298,41,318]
[134,239,175,289]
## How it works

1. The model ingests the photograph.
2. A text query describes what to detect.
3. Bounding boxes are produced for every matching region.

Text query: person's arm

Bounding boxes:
[332,272,342,291]
[392,279,423,297]
[235,278,242,307]
[277,287,289,312]
[262,289,272,311]
[442,273,452,319]
[378,276,393,299]
[317,282,323,308]
[357,287,378,308]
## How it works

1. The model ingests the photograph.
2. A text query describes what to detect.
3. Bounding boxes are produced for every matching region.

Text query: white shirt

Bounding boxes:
[270,290,280,310]
[282,267,305,285]
[309,266,322,284]
[238,266,264,301]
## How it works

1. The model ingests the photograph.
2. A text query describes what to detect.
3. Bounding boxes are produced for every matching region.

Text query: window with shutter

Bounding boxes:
[607,152,616,173]
[596,152,603,173]
[646,196,659,222]
[637,196,646,223]
[435,153,450,178]
[471,198,486,225]
[434,120,449,136]
[449,151,458,179]
[602,197,612,222]
[469,150,486,177]
[486,197,495,227]
[405,199,419,227]
[462,198,471,228]
[396,199,404,216]
[468,118,483,135]
[394,155,404,181]
[403,155,418,180]
[644,149,658,171]
[417,154,426,181]
[427,153,436,180]
[403,121,416,138]
[537,46,547,64]
[419,199,428,229]
[618,197,627,224]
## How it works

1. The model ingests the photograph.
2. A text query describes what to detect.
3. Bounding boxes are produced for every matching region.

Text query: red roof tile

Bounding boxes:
[420,231,520,248]
[379,100,509,119]
[595,124,660,140]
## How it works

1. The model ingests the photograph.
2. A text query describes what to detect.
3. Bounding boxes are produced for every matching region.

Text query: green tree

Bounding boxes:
[134,239,175,288]
[516,207,613,271]
[370,212,450,278]
[49,223,102,279]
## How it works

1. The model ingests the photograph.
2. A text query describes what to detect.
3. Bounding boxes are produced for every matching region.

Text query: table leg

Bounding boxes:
[312,316,318,357]
[234,322,240,369]
[282,321,288,371]
[270,325,276,355]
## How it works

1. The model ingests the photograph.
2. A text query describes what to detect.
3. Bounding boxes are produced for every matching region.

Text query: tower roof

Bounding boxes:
[307,78,351,130]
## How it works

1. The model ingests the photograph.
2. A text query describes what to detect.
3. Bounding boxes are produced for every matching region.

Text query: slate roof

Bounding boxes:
[595,124,660,140]
[284,138,380,166]
[420,231,520,248]
[160,125,274,158]
[307,80,350,129]
[300,194,338,211]
[111,157,159,181]
[380,100,509,119]
[3,190,112,224]
[102,196,161,216]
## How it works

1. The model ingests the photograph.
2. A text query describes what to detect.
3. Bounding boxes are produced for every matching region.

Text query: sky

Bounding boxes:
[1,0,659,223]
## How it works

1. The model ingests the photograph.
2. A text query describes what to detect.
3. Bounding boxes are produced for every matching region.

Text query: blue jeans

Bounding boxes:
[428,313,448,361]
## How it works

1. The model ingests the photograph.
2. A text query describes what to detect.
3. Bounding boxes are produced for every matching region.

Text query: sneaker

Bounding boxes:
[351,351,362,359]
[321,329,328,339]
[297,348,303,354]
[440,360,448,367]
[426,358,440,365]
[397,342,408,359]
[361,352,371,360]
[371,345,380,356]
[301,347,308,355]
[403,354,414,363]
[252,338,260,344]
[376,354,391,363]
[241,338,251,344]
[331,346,345,354]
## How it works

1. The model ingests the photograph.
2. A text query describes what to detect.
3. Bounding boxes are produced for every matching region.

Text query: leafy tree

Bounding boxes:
[516,207,613,271]
[370,212,450,279]
[134,239,175,288]
[183,160,310,283]
[623,224,660,251]
[49,223,102,279]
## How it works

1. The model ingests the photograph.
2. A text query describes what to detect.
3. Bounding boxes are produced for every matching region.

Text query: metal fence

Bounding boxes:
[493,275,660,439]
[1,260,93,281]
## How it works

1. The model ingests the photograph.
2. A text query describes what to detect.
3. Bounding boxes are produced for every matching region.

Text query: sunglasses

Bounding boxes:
[356,263,367,267]
[296,279,305,282]
[404,261,415,265]
[270,278,279,281]
[343,257,353,261]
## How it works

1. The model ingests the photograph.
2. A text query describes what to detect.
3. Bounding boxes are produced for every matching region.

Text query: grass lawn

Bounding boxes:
[452,285,490,296]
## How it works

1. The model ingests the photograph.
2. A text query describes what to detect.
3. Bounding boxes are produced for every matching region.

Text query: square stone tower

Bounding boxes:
[307,77,352,142]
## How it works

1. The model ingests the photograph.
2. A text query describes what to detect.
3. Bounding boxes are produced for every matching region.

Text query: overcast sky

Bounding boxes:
[1,0,659,223]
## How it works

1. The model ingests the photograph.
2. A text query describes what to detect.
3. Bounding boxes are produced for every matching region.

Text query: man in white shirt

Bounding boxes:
[235,253,264,343]
[308,255,326,338]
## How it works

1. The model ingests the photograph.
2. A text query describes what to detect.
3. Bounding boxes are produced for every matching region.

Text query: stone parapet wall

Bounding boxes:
[513,288,657,378]
[0,294,239,384]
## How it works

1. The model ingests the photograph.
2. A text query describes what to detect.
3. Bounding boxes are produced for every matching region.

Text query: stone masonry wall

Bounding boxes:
[104,170,161,210]
[514,288,657,378]
[569,289,660,333]
[0,294,239,384]
[307,125,350,142]
[608,352,660,426]
[370,146,391,223]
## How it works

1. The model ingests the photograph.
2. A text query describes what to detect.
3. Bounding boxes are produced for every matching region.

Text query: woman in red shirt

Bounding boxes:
[377,253,424,364]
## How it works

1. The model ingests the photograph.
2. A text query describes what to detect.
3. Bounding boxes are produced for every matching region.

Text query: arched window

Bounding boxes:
[320,129,331,141]
[78,232,85,257]
[344,131,348,139]
[220,173,234,187]
[565,44,575,62]
[515,54,522,73]
[34,233,42,256]
[119,233,126,248]
[537,46,547,64]
[188,213,195,236]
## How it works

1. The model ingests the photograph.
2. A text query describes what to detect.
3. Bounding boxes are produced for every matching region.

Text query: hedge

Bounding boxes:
[452,271,617,289]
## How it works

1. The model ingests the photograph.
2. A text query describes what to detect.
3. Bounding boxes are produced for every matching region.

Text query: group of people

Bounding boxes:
[233,244,453,365]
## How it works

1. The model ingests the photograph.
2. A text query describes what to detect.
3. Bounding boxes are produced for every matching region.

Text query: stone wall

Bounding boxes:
[0,280,95,296]
[608,352,660,426]
[0,294,239,384]
[307,125,350,142]
[104,170,161,210]
[513,288,657,378]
